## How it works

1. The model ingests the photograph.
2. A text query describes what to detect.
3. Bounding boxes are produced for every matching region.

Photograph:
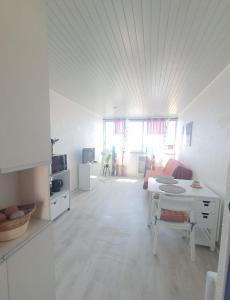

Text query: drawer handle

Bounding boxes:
[202,212,209,219]
[202,201,210,206]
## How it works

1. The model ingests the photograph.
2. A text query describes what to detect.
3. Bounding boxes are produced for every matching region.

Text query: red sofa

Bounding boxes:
[143,159,192,189]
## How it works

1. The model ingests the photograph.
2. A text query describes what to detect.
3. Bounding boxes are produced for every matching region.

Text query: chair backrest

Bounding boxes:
[157,194,195,222]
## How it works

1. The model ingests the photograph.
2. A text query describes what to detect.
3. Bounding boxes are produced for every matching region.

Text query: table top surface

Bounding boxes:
[148,178,220,199]
[0,218,50,262]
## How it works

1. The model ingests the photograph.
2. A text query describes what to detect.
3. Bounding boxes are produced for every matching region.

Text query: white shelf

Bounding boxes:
[49,169,70,220]
[50,189,68,201]
[49,169,69,177]
[0,219,51,260]
[0,160,51,174]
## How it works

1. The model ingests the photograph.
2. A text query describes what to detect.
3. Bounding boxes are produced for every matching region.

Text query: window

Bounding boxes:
[103,119,177,166]
[127,121,143,152]
[104,121,122,151]
[165,119,177,147]
[143,121,165,165]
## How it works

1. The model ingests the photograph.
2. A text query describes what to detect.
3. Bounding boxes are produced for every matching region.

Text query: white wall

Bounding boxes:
[49,90,103,192]
[176,64,230,198]
[0,174,19,209]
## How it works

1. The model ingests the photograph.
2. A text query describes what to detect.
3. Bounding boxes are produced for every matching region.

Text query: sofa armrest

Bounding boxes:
[143,169,164,189]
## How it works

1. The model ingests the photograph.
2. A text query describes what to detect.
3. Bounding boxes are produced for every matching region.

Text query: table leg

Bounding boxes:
[147,192,153,228]
[148,192,158,228]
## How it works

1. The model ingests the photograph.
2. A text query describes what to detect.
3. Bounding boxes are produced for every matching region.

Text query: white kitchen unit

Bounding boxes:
[79,163,99,191]
[7,225,55,300]
[0,1,55,299]
[0,0,51,173]
[0,220,55,300]
[50,170,70,220]
[0,261,8,300]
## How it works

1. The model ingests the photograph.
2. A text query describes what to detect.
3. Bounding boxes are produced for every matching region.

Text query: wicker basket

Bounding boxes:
[0,203,36,242]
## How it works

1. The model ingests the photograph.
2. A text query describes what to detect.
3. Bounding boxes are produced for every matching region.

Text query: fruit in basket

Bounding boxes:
[0,213,6,222]
[4,205,19,217]
[0,203,36,242]
[9,210,25,220]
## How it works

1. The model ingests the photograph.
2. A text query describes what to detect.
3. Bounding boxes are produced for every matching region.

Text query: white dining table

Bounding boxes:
[148,178,219,198]
[147,178,221,250]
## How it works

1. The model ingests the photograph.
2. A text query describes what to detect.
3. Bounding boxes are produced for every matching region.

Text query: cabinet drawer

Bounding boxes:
[50,191,69,220]
[60,192,70,212]
[50,199,60,220]
[196,200,216,214]
[195,211,217,228]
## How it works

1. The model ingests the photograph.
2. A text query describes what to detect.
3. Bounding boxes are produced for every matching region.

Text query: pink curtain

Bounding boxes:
[147,119,166,135]
[114,120,125,135]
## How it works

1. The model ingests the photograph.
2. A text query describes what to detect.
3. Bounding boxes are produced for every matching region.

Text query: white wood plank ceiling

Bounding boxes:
[47,0,230,117]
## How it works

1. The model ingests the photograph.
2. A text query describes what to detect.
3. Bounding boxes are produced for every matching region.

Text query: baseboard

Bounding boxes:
[70,188,78,198]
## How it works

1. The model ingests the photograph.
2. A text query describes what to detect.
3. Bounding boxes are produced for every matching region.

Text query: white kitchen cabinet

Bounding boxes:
[79,163,99,191]
[6,225,55,300]
[0,0,51,173]
[0,261,8,300]
[50,190,70,220]
[50,170,70,220]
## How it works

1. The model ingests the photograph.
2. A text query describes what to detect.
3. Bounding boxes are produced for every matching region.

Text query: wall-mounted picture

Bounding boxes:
[182,121,193,146]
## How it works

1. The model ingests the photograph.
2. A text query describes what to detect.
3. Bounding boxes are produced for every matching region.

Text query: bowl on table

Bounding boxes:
[191,180,202,189]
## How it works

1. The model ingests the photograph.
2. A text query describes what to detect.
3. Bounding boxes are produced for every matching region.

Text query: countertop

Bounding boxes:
[0,218,51,261]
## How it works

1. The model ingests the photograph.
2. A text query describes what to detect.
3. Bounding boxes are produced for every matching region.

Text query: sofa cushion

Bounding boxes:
[163,159,192,180]
[173,165,193,180]
[163,159,182,176]
[143,159,192,189]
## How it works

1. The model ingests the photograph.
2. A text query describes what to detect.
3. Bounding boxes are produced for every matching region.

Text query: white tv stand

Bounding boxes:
[49,170,70,220]
[78,163,99,191]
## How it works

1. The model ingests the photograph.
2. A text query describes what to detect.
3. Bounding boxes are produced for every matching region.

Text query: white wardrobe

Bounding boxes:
[0,0,51,173]
[0,1,56,299]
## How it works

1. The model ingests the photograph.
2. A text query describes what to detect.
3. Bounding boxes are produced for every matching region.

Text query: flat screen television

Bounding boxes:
[82,148,95,163]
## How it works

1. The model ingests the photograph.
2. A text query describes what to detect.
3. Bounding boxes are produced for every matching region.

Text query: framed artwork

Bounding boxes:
[182,121,193,146]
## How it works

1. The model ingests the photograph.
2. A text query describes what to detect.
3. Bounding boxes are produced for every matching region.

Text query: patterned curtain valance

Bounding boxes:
[114,120,125,135]
[146,119,166,135]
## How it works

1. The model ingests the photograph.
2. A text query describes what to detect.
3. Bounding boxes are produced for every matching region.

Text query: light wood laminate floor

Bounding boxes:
[52,178,218,300]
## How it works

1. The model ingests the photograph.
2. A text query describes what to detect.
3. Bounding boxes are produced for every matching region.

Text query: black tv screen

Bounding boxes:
[82,148,95,163]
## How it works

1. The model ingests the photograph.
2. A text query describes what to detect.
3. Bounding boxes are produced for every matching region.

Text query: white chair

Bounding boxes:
[152,193,196,261]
